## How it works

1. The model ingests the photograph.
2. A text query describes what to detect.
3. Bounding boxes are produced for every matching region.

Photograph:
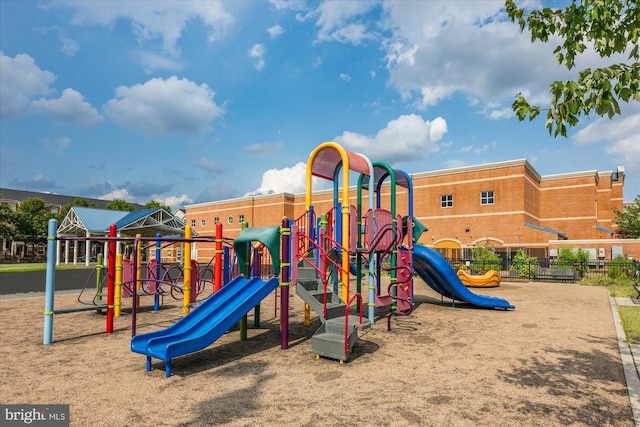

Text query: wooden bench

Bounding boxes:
[533,267,579,283]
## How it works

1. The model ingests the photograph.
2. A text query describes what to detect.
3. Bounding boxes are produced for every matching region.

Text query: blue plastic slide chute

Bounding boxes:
[131,275,279,377]
[413,244,515,310]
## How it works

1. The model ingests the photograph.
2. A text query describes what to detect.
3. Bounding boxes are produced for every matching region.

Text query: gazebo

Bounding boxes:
[57,207,185,265]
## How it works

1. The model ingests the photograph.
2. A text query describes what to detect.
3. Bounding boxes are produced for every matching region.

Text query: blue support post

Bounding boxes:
[43,219,58,345]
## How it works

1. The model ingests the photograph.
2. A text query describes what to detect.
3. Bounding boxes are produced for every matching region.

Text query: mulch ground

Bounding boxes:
[0,281,633,426]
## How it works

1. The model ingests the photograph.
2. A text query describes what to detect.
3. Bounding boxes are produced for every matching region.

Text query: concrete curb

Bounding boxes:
[610,296,640,427]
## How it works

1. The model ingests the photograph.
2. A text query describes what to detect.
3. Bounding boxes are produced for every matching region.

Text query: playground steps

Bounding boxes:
[296,280,344,321]
[295,264,370,362]
[312,315,368,362]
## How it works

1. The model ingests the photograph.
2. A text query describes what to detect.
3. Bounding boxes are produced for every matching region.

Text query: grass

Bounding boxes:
[0,262,93,273]
[580,276,640,344]
[580,277,635,298]
[619,307,640,344]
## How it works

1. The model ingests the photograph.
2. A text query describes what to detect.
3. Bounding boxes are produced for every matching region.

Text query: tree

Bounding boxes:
[0,204,17,242]
[614,194,640,238]
[15,197,52,246]
[106,198,136,212]
[506,0,639,136]
[144,200,172,213]
[57,198,97,222]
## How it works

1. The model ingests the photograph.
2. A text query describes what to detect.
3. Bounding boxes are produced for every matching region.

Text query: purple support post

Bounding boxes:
[280,217,291,349]
[131,236,140,337]
[154,232,161,311]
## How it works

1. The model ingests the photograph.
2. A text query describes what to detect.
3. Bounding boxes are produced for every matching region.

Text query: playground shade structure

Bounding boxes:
[413,244,514,310]
[457,269,501,288]
[131,275,279,377]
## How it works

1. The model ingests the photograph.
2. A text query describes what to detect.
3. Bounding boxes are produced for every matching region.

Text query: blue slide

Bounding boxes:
[413,244,514,310]
[131,275,279,377]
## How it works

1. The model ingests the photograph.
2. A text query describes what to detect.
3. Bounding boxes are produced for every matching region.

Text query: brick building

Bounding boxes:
[186,159,639,263]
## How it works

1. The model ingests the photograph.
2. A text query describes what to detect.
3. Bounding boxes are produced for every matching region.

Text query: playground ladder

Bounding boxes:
[295,259,370,362]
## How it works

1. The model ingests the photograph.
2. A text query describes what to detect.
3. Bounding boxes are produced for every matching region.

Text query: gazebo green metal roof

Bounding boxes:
[58,207,185,237]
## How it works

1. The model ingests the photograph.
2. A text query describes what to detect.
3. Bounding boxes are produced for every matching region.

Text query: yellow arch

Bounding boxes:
[306,141,374,301]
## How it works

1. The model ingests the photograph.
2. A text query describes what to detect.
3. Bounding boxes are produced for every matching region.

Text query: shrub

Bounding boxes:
[469,243,501,274]
[608,256,635,279]
[511,249,537,278]
[557,247,589,275]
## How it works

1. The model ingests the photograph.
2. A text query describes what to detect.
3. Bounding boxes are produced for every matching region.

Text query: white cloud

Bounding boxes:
[31,88,103,126]
[99,188,133,202]
[246,162,309,196]
[249,43,266,71]
[315,1,378,45]
[339,73,351,82]
[102,76,225,136]
[606,136,640,171]
[160,194,193,210]
[59,34,79,56]
[196,157,228,174]
[267,24,285,39]
[136,51,183,74]
[334,114,447,164]
[574,107,640,171]
[488,107,514,120]
[0,52,56,118]
[42,137,71,156]
[377,1,635,115]
[269,0,307,11]
[58,1,234,56]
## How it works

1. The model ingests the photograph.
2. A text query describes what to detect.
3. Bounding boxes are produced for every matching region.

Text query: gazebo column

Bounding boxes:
[73,239,78,264]
[103,235,108,266]
[85,231,91,266]
[64,240,69,264]
[56,240,61,266]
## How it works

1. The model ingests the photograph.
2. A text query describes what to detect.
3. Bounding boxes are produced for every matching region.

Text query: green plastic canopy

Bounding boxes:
[233,226,281,275]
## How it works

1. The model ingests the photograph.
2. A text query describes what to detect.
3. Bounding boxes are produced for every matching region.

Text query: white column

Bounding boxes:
[56,240,61,266]
[64,240,69,264]
[73,239,78,264]
[103,234,109,266]
[85,231,91,266]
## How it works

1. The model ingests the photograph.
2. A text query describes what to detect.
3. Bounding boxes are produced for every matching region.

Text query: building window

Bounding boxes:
[441,195,453,208]
[37,244,45,256]
[228,216,234,224]
[238,214,245,224]
[481,191,494,205]
[191,219,196,227]
[201,219,206,226]
[214,217,219,225]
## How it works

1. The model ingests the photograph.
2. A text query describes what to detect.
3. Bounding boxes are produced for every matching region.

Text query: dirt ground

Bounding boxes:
[0,281,633,426]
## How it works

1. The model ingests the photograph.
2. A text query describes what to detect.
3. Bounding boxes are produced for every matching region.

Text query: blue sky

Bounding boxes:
[1,0,638,210]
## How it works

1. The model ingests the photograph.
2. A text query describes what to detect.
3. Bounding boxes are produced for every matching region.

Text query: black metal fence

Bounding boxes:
[448,259,640,283]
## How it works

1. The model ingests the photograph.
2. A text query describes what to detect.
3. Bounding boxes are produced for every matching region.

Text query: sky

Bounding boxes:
[1,0,638,211]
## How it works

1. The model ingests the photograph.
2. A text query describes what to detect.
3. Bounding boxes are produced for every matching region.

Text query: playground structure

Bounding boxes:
[457,269,501,288]
[43,222,233,344]
[43,141,514,377]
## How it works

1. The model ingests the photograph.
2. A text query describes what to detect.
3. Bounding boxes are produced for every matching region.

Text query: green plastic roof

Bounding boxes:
[233,226,281,275]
